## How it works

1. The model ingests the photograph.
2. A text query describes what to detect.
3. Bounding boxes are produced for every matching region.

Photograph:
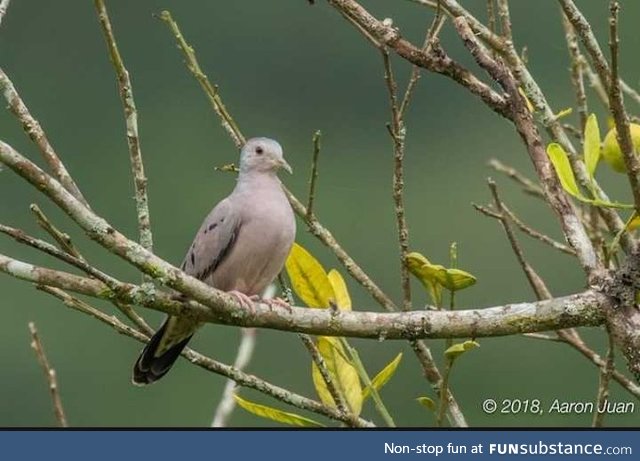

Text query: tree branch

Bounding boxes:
[94,0,153,253]
[28,322,68,427]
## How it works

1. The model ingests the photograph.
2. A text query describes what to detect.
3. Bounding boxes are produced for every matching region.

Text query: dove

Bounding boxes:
[133,137,296,385]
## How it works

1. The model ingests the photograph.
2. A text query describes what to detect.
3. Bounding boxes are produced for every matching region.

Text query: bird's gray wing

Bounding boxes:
[146,198,241,361]
[180,197,242,281]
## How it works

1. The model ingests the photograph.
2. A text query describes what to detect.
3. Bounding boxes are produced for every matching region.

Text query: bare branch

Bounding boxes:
[0,68,89,207]
[0,252,608,339]
[453,17,601,278]
[487,179,552,300]
[30,204,83,259]
[306,130,322,219]
[0,0,11,28]
[487,159,544,198]
[94,0,153,253]
[28,322,68,427]
[212,328,257,427]
[157,11,244,148]
[592,330,615,427]
[561,12,588,131]
[607,0,640,214]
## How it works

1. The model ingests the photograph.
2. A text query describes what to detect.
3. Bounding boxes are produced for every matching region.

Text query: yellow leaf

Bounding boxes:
[362,353,402,401]
[328,269,351,310]
[546,143,582,198]
[416,396,436,412]
[518,87,535,113]
[554,107,573,120]
[584,113,601,179]
[602,123,640,173]
[311,337,363,415]
[406,252,442,306]
[439,268,477,291]
[285,243,335,308]
[627,214,640,231]
[233,394,324,427]
[444,340,480,360]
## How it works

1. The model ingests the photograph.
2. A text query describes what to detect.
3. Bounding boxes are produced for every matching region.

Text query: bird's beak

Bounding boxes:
[279,159,293,174]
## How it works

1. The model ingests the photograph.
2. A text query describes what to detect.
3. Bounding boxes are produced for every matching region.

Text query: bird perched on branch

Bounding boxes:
[133,137,296,385]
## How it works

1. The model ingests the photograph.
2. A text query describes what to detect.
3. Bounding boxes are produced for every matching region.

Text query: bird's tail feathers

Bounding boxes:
[132,319,193,386]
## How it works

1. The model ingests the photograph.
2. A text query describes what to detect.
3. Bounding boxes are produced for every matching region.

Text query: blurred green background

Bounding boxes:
[1,0,639,427]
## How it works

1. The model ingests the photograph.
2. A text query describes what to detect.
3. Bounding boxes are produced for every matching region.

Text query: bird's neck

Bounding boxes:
[234,171,282,194]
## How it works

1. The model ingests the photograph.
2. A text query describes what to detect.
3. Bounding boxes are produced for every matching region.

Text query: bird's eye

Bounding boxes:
[255,147,264,155]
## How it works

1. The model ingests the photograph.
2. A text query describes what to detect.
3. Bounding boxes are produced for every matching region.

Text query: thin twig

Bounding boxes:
[299,334,350,416]
[28,322,68,427]
[502,205,577,256]
[592,330,615,427]
[94,0,153,254]
[0,68,89,207]
[0,0,11,28]
[558,0,611,92]
[399,3,446,117]
[306,130,322,219]
[487,159,544,198]
[158,11,244,148]
[607,0,640,214]
[212,328,257,427]
[487,179,552,300]
[30,204,83,259]
[340,338,396,427]
[382,51,411,311]
[495,0,512,43]
[561,12,588,132]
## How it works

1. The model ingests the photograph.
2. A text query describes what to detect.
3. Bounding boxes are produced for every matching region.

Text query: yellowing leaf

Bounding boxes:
[233,394,324,427]
[285,243,335,308]
[547,143,582,198]
[328,269,351,310]
[416,396,436,411]
[444,340,480,360]
[554,107,573,120]
[439,268,477,291]
[518,87,534,113]
[312,337,363,415]
[406,252,442,306]
[627,214,640,231]
[584,113,601,179]
[362,353,402,401]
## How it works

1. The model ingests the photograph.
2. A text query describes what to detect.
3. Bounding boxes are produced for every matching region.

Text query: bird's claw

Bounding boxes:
[264,297,293,313]
[228,290,255,309]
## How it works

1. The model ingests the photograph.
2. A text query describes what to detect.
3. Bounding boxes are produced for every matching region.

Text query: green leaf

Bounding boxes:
[311,337,363,415]
[233,394,324,427]
[406,252,442,306]
[362,353,402,401]
[416,396,436,412]
[327,269,351,311]
[444,340,480,360]
[285,243,335,308]
[439,268,477,291]
[547,143,582,198]
[584,114,601,179]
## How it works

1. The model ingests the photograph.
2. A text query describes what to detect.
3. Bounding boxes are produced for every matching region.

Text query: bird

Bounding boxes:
[132,137,296,385]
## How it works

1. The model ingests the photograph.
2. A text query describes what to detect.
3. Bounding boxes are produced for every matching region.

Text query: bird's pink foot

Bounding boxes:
[263,297,293,313]
[228,290,255,309]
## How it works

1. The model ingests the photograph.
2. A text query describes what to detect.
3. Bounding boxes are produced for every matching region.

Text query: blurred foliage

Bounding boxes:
[1,0,640,426]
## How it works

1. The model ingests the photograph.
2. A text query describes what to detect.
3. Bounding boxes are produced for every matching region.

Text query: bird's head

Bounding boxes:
[239,137,292,175]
